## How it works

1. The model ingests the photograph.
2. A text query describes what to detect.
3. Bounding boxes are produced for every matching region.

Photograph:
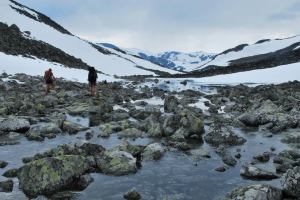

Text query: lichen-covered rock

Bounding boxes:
[96,150,137,176]
[238,100,279,127]
[117,128,144,139]
[204,129,246,147]
[124,188,141,200]
[225,184,282,200]
[66,104,89,115]
[281,166,300,198]
[164,95,179,113]
[18,155,90,197]
[0,179,13,192]
[142,143,165,161]
[216,146,237,167]
[62,121,88,134]
[253,152,271,163]
[240,165,279,180]
[29,122,62,135]
[273,150,300,173]
[112,141,145,157]
[0,118,30,133]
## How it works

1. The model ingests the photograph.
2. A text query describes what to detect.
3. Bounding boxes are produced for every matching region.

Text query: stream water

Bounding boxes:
[0,80,292,200]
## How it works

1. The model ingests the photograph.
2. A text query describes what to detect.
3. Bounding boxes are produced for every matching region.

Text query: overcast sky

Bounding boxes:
[18,0,300,53]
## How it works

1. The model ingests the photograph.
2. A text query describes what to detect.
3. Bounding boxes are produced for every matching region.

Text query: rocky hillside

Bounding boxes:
[0,22,92,71]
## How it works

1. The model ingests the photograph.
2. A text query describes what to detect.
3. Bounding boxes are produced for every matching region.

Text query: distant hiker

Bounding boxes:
[88,67,98,96]
[44,68,55,95]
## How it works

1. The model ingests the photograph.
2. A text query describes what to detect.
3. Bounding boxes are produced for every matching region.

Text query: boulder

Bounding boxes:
[164,95,179,113]
[0,118,30,133]
[29,122,62,135]
[0,179,13,192]
[281,166,300,198]
[3,168,19,178]
[162,114,181,136]
[225,184,282,200]
[216,146,237,167]
[240,165,279,180]
[124,189,141,200]
[238,100,279,127]
[142,143,165,161]
[18,155,90,197]
[62,121,88,134]
[253,152,270,163]
[204,129,246,147]
[96,150,137,176]
[69,174,94,191]
[112,141,145,157]
[66,104,89,115]
[0,160,8,168]
[117,128,144,139]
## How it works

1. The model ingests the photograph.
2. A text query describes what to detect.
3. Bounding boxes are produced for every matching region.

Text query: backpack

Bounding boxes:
[88,70,97,82]
[44,70,52,81]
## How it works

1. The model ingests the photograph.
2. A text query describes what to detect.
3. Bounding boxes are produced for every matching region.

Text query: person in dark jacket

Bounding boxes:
[88,67,98,96]
[44,68,55,95]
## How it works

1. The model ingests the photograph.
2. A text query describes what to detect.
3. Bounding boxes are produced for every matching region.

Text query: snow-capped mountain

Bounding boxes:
[189,36,300,77]
[100,43,215,72]
[0,0,178,82]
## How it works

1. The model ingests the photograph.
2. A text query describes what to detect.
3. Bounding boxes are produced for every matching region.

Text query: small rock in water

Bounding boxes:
[0,179,13,192]
[234,153,241,159]
[240,165,279,180]
[215,166,228,172]
[85,131,93,140]
[124,189,141,200]
[142,143,165,161]
[3,168,19,178]
[0,160,8,168]
[253,152,270,163]
[270,146,276,152]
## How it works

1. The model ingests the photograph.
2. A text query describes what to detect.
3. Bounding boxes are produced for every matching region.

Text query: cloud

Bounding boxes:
[17,0,300,53]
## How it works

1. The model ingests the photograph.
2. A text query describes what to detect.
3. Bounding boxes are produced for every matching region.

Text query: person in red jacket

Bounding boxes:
[44,68,55,95]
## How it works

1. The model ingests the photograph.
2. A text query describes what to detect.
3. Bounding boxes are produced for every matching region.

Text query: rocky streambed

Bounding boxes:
[0,74,299,200]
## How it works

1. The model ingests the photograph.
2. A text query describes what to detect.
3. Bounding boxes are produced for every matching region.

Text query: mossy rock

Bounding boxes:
[18,155,90,197]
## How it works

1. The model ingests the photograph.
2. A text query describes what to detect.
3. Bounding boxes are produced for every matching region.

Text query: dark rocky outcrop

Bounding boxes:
[0,22,95,71]
[9,0,72,35]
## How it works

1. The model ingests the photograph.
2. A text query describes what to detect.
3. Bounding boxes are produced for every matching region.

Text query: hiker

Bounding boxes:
[44,68,55,95]
[88,67,98,96]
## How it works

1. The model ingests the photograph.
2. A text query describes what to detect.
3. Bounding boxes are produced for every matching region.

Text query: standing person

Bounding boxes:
[88,67,98,96]
[44,68,55,95]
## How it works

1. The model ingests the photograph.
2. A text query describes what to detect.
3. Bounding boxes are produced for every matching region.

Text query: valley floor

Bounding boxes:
[0,73,299,200]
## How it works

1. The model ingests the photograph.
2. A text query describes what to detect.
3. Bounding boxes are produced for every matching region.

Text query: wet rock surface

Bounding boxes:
[281,166,300,198]
[225,184,282,200]
[0,179,13,193]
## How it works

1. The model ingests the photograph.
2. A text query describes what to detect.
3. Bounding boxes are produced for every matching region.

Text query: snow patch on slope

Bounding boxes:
[191,63,300,84]
[0,53,118,82]
[199,36,300,69]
